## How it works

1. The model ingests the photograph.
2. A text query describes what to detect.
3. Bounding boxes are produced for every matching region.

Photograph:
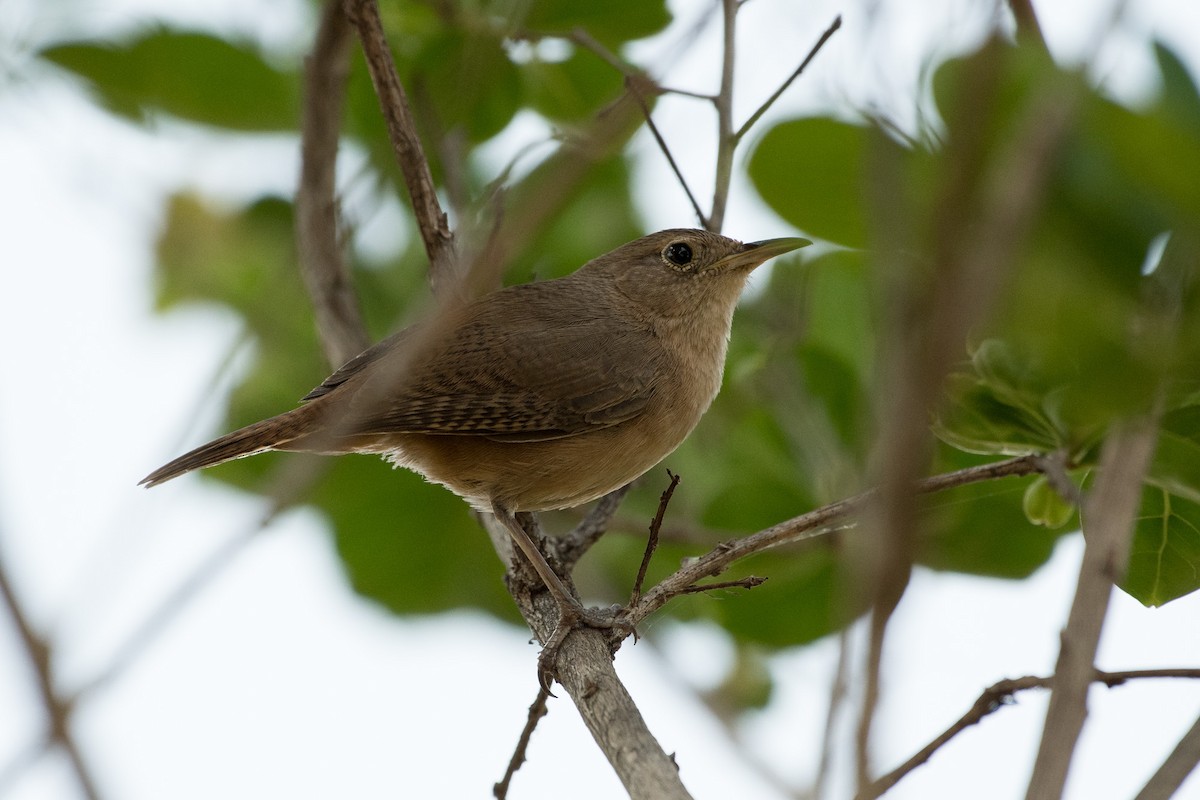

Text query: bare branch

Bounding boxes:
[494,687,551,800]
[341,0,456,290]
[625,455,1042,626]
[628,80,709,228]
[297,0,370,366]
[708,0,738,233]
[630,471,681,607]
[860,669,1200,800]
[1025,416,1162,800]
[0,546,103,800]
[734,15,842,142]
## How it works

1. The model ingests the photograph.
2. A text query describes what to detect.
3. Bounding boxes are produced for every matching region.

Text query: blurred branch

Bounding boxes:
[342,0,456,291]
[856,38,1081,788]
[734,15,842,141]
[0,545,103,800]
[625,455,1042,627]
[1134,711,1200,800]
[1025,415,1162,800]
[297,0,370,366]
[1006,0,1048,50]
[859,669,1200,800]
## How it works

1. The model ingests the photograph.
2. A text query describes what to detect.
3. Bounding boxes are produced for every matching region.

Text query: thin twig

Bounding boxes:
[708,0,738,233]
[674,576,764,595]
[624,455,1043,627]
[0,548,103,800]
[630,471,681,607]
[734,15,842,141]
[858,669,1200,800]
[297,0,369,366]
[493,687,551,800]
[629,79,709,228]
[341,0,456,290]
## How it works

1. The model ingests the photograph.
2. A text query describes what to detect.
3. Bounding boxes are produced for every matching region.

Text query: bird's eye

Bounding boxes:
[663,242,693,267]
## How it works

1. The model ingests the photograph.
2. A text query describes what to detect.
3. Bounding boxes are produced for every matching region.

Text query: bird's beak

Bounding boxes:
[712,237,812,273]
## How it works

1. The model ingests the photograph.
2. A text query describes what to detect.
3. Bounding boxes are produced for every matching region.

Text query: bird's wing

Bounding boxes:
[343,307,667,441]
[300,328,412,402]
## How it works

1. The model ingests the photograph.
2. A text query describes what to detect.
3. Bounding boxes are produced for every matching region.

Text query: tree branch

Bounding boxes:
[1025,415,1163,800]
[493,687,550,800]
[297,0,370,366]
[0,545,103,800]
[625,455,1042,627]
[734,15,842,141]
[860,669,1200,800]
[341,0,456,290]
[484,513,693,800]
[708,0,738,233]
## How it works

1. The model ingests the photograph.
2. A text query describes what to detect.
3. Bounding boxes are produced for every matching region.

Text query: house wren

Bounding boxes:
[142,228,809,674]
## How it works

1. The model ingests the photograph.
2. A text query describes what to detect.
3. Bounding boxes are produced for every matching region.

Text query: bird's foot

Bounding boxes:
[536,602,634,694]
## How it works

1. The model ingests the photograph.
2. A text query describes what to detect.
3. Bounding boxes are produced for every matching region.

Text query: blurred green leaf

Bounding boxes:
[412,30,521,143]
[521,49,625,122]
[1123,487,1200,607]
[521,0,671,45]
[919,465,1066,578]
[42,30,298,131]
[747,118,872,248]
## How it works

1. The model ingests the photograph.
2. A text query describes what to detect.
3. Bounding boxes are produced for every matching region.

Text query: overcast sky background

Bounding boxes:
[2,0,1200,798]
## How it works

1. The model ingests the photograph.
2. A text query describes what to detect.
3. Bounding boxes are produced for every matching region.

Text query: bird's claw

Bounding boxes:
[536,604,635,694]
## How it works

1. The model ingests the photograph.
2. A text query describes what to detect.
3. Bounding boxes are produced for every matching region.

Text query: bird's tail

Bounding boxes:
[139,406,320,487]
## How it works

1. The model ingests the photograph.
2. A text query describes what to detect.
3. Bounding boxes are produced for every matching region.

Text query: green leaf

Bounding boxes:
[521,0,671,46]
[1146,406,1200,506]
[521,49,625,122]
[747,118,872,248]
[42,30,298,131]
[1022,475,1077,529]
[1154,43,1200,135]
[919,464,1067,578]
[412,30,521,143]
[1122,487,1200,607]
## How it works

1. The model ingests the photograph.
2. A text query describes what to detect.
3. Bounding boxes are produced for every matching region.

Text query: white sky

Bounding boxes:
[2,0,1200,798]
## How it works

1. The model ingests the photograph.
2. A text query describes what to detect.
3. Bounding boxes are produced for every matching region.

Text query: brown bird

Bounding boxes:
[142,228,809,678]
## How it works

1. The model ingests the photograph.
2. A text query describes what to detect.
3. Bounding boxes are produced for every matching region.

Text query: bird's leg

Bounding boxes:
[492,501,623,689]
